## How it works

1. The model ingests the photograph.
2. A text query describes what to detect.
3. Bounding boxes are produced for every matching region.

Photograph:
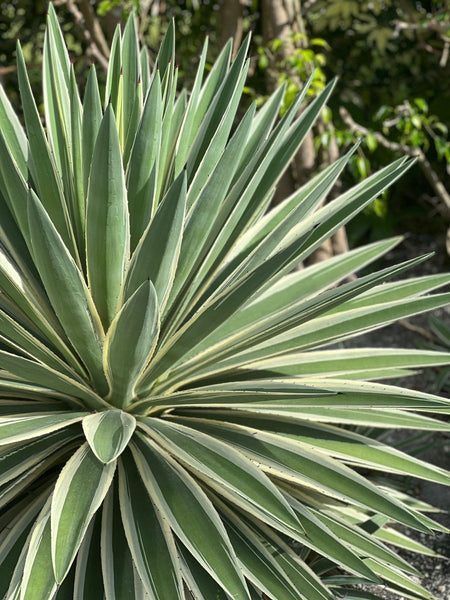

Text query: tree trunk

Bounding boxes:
[219,0,244,58]
[261,0,349,261]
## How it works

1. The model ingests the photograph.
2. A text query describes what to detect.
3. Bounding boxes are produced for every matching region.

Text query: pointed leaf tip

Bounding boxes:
[82,410,136,463]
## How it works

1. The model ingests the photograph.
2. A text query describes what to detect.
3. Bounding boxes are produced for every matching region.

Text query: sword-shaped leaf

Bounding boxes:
[0,351,107,410]
[243,416,450,485]
[100,484,142,600]
[27,189,107,395]
[163,105,255,326]
[127,74,162,247]
[50,443,116,583]
[130,435,251,600]
[0,428,79,488]
[179,545,230,600]
[156,19,175,79]
[74,516,105,600]
[0,85,27,175]
[0,413,85,446]
[16,42,77,259]
[139,417,303,535]
[118,451,184,599]
[121,15,140,146]
[20,501,58,600]
[222,510,333,600]
[173,417,431,532]
[86,104,129,329]
[104,25,121,110]
[82,66,102,197]
[104,281,159,407]
[124,172,185,308]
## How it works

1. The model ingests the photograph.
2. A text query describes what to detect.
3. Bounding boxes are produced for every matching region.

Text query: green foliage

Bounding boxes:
[0,6,450,600]
[375,99,450,162]
[255,33,329,107]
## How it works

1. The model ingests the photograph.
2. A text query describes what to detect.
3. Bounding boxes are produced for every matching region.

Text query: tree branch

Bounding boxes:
[66,0,109,71]
[339,106,450,219]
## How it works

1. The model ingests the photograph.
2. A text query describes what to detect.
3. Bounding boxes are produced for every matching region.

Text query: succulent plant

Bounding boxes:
[0,6,449,600]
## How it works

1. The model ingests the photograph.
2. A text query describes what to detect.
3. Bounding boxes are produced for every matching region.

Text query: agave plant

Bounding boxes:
[0,6,450,600]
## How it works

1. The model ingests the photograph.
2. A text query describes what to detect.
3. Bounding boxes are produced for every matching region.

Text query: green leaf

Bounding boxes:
[82,410,136,463]
[20,500,58,600]
[101,482,146,600]
[226,521,305,600]
[0,127,32,242]
[250,347,450,378]
[0,493,47,596]
[191,78,333,281]
[130,435,251,600]
[179,545,230,600]
[0,301,82,380]
[156,19,175,79]
[365,558,433,599]
[139,417,304,536]
[212,290,450,371]
[86,104,129,329]
[0,428,80,488]
[124,172,186,310]
[155,66,182,203]
[43,11,73,194]
[69,67,85,258]
[121,14,140,146]
[173,417,432,532]
[173,37,209,177]
[310,509,418,576]
[82,66,103,198]
[0,413,85,446]
[51,443,116,583]
[186,35,250,179]
[163,105,255,326]
[104,281,160,407]
[16,42,78,261]
[127,74,162,247]
[375,525,440,557]
[104,25,121,110]
[0,350,107,410]
[140,47,150,96]
[241,415,450,484]
[143,230,316,389]
[222,509,333,600]
[0,85,27,176]
[27,189,107,395]
[73,516,104,600]
[118,450,184,599]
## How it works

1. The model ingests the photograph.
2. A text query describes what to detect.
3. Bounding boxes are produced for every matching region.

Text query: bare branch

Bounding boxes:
[339,106,450,218]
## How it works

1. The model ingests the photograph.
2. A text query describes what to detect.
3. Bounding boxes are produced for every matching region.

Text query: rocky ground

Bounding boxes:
[342,233,450,599]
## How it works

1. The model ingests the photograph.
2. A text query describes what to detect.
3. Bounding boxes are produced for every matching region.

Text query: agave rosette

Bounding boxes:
[0,7,449,600]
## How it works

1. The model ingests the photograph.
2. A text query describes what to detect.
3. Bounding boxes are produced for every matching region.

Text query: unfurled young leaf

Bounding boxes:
[0,7,449,600]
